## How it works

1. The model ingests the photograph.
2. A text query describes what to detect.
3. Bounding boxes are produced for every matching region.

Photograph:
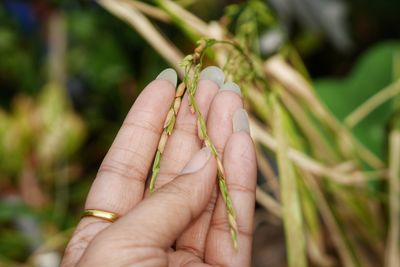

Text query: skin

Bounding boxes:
[61,75,257,267]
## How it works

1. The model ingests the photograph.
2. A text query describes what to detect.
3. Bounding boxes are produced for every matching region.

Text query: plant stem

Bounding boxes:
[385,129,400,267]
[345,79,400,128]
[271,95,308,267]
[98,0,184,74]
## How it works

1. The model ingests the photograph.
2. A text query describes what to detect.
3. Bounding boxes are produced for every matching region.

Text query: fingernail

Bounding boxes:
[233,108,250,134]
[156,68,177,87]
[220,82,241,96]
[199,66,224,87]
[181,147,211,174]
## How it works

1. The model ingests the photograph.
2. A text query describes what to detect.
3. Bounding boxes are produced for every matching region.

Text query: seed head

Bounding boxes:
[173,97,181,114]
[158,131,168,153]
[176,82,186,97]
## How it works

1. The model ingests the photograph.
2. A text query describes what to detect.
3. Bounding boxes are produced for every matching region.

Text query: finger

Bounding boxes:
[168,250,207,267]
[151,66,224,191]
[176,82,243,259]
[78,148,217,266]
[61,69,177,267]
[205,109,256,267]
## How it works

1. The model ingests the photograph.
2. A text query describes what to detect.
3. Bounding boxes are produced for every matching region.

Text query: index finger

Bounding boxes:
[61,69,177,267]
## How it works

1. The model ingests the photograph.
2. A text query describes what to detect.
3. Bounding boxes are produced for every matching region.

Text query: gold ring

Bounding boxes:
[82,209,119,222]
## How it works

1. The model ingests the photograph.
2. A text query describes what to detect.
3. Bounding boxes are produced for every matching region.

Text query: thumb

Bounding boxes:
[106,147,216,249]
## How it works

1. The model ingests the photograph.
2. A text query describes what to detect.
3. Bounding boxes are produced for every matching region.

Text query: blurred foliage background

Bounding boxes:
[0,0,399,266]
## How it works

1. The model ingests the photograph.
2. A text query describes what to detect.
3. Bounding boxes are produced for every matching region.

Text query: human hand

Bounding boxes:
[61,67,257,267]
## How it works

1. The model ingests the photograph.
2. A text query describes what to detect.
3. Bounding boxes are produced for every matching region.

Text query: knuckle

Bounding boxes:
[159,180,192,203]
[98,158,148,183]
[228,182,255,195]
[72,220,110,244]
[211,216,253,238]
[174,121,198,136]
[210,216,229,232]
[227,144,254,166]
[157,181,196,220]
[123,108,162,135]
[63,220,110,263]
[178,244,203,259]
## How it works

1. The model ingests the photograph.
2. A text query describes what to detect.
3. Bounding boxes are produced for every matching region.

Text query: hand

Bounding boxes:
[61,67,257,267]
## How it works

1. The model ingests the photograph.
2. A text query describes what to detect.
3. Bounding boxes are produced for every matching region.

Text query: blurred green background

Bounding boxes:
[0,0,399,266]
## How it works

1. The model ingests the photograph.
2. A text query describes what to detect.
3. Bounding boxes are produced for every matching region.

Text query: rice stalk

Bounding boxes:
[345,79,400,128]
[264,55,384,169]
[98,0,184,74]
[301,171,360,267]
[154,0,211,39]
[271,94,307,267]
[250,118,376,185]
[255,144,280,199]
[255,186,282,218]
[279,89,340,163]
[385,129,400,267]
[297,177,335,267]
[122,0,171,23]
